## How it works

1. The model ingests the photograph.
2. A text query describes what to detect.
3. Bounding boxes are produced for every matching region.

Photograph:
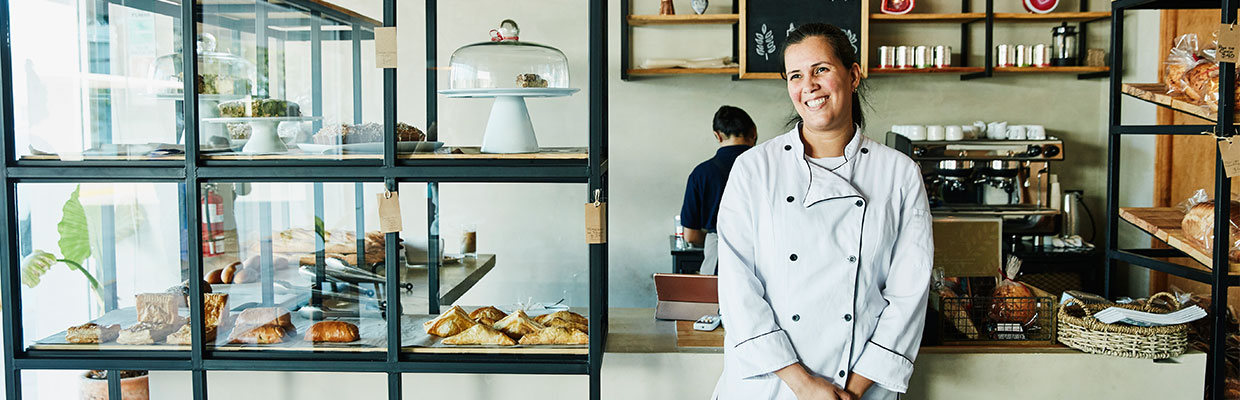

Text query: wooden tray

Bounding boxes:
[401,308,589,355]
[1119,207,1240,274]
[1121,83,1228,122]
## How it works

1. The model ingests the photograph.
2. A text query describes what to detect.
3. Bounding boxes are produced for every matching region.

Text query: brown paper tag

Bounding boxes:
[585,202,607,244]
[1220,24,1240,63]
[1219,138,1240,177]
[376,191,402,233]
[375,27,398,68]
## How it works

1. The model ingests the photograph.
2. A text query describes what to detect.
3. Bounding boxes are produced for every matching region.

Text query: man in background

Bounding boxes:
[680,105,757,275]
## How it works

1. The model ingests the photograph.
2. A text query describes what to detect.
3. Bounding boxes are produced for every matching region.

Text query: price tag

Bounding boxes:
[1220,24,1240,63]
[1219,138,1240,177]
[375,27,398,68]
[376,191,402,233]
[585,189,607,244]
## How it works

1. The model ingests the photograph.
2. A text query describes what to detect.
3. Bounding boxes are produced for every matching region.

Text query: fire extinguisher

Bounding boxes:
[202,183,225,257]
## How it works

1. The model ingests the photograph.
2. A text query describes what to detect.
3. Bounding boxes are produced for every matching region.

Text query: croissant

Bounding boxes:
[166,324,218,345]
[469,306,508,323]
[542,317,588,333]
[492,310,544,339]
[423,306,476,337]
[534,311,588,327]
[518,326,589,345]
[442,324,516,346]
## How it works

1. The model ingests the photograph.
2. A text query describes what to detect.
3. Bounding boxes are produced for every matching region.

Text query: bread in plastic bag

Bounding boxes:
[989,256,1037,325]
[1179,189,1240,262]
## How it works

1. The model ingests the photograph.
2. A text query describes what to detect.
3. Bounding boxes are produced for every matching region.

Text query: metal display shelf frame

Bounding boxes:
[1105,0,1235,399]
[0,0,610,399]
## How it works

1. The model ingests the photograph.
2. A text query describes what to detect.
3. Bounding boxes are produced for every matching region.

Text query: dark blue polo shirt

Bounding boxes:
[680,145,751,232]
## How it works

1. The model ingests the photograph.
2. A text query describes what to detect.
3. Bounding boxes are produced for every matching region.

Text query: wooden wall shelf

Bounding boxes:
[627,14,739,26]
[626,67,739,76]
[1121,82,1229,122]
[993,11,1111,23]
[1119,207,1240,274]
[993,66,1110,73]
[870,67,986,74]
[869,13,985,23]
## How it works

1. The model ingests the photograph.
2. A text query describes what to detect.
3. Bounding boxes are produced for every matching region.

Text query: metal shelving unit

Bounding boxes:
[0,0,609,399]
[1105,0,1235,398]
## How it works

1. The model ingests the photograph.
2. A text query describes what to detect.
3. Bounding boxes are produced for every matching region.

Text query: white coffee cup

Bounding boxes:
[945,125,964,141]
[1006,125,1028,140]
[1026,125,1047,140]
[986,121,1008,140]
[927,125,946,141]
[905,125,927,140]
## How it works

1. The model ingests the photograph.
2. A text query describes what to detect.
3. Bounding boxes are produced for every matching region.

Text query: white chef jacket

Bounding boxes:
[713,126,933,400]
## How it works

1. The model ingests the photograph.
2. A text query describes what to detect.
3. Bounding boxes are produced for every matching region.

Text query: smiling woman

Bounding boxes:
[713,23,933,400]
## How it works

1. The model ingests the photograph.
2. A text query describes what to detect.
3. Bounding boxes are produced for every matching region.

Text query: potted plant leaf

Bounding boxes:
[19,185,103,301]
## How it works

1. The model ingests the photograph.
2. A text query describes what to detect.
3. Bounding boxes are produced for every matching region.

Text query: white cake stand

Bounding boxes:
[438,88,579,154]
[202,116,322,153]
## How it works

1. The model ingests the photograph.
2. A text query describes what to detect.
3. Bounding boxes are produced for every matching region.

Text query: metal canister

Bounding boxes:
[913,46,930,68]
[932,45,952,68]
[1033,44,1050,67]
[896,46,910,68]
[879,46,896,68]
[997,44,1014,67]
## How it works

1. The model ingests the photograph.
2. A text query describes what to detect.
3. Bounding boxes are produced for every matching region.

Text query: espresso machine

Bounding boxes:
[886,132,1064,239]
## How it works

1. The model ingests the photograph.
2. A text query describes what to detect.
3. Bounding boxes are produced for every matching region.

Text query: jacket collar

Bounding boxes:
[781,124,867,207]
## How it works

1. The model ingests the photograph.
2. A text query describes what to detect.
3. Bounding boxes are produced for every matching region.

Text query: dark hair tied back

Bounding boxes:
[779,23,867,131]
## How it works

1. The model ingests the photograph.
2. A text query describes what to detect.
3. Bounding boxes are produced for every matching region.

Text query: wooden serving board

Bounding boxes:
[1119,207,1240,273]
[676,321,725,348]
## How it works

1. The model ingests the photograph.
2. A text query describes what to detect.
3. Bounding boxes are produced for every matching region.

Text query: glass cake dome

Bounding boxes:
[448,20,570,90]
[150,33,255,96]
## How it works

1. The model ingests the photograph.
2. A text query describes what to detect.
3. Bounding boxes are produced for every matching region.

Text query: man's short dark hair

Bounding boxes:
[713,105,757,139]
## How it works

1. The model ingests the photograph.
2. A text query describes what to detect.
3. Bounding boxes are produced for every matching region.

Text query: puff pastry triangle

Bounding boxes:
[542,317,588,332]
[423,306,476,337]
[492,310,544,339]
[534,310,588,326]
[442,323,517,346]
[518,326,589,345]
[469,306,508,323]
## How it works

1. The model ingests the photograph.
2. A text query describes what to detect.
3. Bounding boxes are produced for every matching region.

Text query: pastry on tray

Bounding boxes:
[166,324,218,345]
[492,310,544,339]
[136,293,180,325]
[516,73,548,88]
[235,307,294,332]
[442,324,516,346]
[305,321,360,343]
[66,322,121,344]
[117,322,180,345]
[423,306,476,337]
[311,122,425,145]
[518,326,589,345]
[542,317,588,333]
[203,293,230,328]
[217,98,301,118]
[228,324,288,344]
[469,306,507,323]
[533,310,588,327]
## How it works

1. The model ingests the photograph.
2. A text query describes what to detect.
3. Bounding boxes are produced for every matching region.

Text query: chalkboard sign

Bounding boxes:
[740,0,868,80]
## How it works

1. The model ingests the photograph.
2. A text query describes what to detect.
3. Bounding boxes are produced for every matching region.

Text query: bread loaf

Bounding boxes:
[305,321,360,343]
[1181,200,1240,262]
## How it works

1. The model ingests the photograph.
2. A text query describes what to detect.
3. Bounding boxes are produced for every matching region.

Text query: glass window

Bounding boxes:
[11,0,184,161]
[18,183,187,351]
[399,183,589,354]
[209,371,385,398]
[22,370,191,400]
[203,182,387,352]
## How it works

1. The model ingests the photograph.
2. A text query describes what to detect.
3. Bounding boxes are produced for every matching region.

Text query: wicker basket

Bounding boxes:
[1057,292,1189,359]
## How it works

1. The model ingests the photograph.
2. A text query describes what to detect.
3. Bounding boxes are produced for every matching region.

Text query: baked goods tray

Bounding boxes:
[1119,207,1240,274]
[1120,83,1231,123]
[31,307,389,352]
[400,310,589,355]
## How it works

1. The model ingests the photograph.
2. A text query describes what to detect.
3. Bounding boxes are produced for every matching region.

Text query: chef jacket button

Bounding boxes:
[839,370,846,378]
[844,314,852,322]
[784,145,792,151]
[786,196,795,203]
[792,314,800,322]
[855,200,864,207]
[789,254,798,261]
[860,148,869,154]
[848,255,857,263]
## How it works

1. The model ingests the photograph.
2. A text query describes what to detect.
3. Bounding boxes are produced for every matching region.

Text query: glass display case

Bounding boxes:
[0,0,608,399]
